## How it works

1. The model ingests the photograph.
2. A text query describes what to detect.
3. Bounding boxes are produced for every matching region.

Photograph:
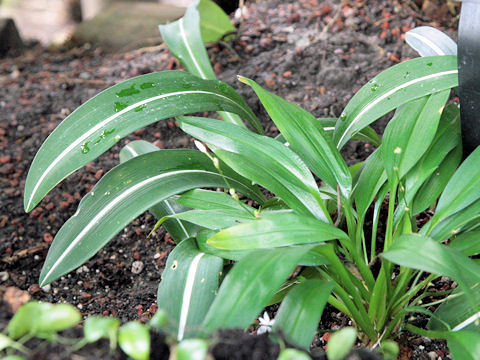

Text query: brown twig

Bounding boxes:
[1,244,49,264]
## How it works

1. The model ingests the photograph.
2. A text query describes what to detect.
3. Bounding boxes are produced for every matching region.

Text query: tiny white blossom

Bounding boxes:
[257,311,275,335]
[194,140,208,154]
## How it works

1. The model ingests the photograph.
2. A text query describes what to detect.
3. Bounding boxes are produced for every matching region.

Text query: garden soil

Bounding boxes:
[0,0,458,358]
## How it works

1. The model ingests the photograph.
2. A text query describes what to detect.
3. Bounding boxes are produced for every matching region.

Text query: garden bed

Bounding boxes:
[0,0,458,358]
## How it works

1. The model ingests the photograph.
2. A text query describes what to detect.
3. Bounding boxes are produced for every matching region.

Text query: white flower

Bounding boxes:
[257,311,275,335]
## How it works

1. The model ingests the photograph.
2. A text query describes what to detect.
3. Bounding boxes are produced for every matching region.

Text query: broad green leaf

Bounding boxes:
[449,229,480,256]
[120,140,203,243]
[178,116,330,222]
[239,76,352,199]
[448,331,480,360]
[425,146,480,230]
[429,285,480,333]
[157,238,222,340]
[382,234,480,331]
[382,91,449,181]
[202,246,313,333]
[157,209,255,230]
[175,338,209,360]
[24,71,260,212]
[406,26,457,57]
[426,198,480,241]
[393,105,461,224]
[197,0,235,43]
[84,316,120,345]
[39,150,263,286]
[276,118,381,147]
[326,327,357,360]
[207,212,347,250]
[278,349,312,360]
[8,302,48,339]
[159,3,259,132]
[412,144,462,215]
[118,322,150,360]
[0,334,13,351]
[353,148,387,218]
[272,279,333,349]
[334,55,458,149]
[149,309,168,330]
[176,189,254,214]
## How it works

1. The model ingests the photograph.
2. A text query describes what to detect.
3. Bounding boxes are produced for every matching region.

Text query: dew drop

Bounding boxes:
[114,101,128,112]
[134,104,147,112]
[81,141,90,154]
[339,111,347,121]
[427,62,433,67]
[140,82,155,90]
[403,71,411,79]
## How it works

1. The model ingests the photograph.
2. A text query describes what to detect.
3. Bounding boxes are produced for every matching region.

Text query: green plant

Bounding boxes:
[24,2,480,358]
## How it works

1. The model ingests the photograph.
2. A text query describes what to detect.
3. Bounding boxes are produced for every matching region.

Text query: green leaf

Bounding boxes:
[449,229,480,256]
[84,316,120,346]
[149,309,168,330]
[202,246,313,334]
[157,238,223,340]
[382,91,449,181]
[354,148,387,219]
[406,26,457,57]
[272,279,333,349]
[158,209,255,230]
[326,327,357,360]
[39,150,262,286]
[120,140,203,243]
[198,0,235,43]
[334,55,458,149]
[178,116,330,222]
[8,302,46,339]
[0,333,13,351]
[118,322,150,360]
[448,331,480,360]
[176,189,255,214]
[207,212,348,250]
[159,3,259,132]
[24,70,260,212]
[382,234,480,332]
[174,338,209,360]
[277,349,312,360]
[239,76,352,199]
[424,146,480,231]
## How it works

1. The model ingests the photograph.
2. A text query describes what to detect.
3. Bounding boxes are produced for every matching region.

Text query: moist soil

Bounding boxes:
[0,0,458,359]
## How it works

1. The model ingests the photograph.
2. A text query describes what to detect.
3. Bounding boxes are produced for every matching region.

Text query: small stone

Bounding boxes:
[131,260,144,274]
[0,271,9,282]
[0,155,10,164]
[41,284,51,293]
[428,351,438,360]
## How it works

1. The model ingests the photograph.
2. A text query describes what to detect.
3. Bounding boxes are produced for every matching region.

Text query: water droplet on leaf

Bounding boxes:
[116,84,140,97]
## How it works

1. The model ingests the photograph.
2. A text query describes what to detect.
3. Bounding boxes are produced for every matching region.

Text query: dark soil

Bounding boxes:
[0,0,458,358]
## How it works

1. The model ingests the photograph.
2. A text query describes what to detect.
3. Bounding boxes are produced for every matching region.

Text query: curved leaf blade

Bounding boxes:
[159,2,261,132]
[334,55,458,149]
[178,116,330,222]
[405,26,457,57]
[120,140,203,243]
[202,246,313,334]
[272,279,333,349]
[239,76,352,199]
[207,212,347,250]
[197,0,235,43]
[39,150,262,286]
[157,238,223,340]
[447,331,480,360]
[24,71,259,212]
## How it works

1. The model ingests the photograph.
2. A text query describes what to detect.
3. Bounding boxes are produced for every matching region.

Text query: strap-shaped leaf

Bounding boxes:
[239,76,352,199]
[207,212,348,250]
[176,189,255,214]
[39,150,263,286]
[449,229,480,256]
[178,116,330,222]
[353,148,387,219]
[197,0,235,43]
[120,140,203,243]
[272,279,333,349]
[24,71,259,212]
[406,26,457,57]
[447,331,480,360]
[382,91,449,181]
[159,2,261,133]
[334,55,458,149]
[382,234,480,331]
[155,209,256,230]
[201,246,313,334]
[157,238,222,340]
[425,146,480,231]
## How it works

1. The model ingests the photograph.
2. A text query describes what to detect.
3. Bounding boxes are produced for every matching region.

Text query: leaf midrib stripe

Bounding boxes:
[336,69,458,148]
[407,31,447,56]
[27,90,245,211]
[40,169,217,284]
[179,17,207,79]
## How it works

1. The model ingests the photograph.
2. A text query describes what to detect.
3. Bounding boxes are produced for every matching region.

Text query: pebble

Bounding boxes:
[428,351,439,360]
[0,271,9,282]
[43,232,53,243]
[42,284,51,293]
[131,260,144,274]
